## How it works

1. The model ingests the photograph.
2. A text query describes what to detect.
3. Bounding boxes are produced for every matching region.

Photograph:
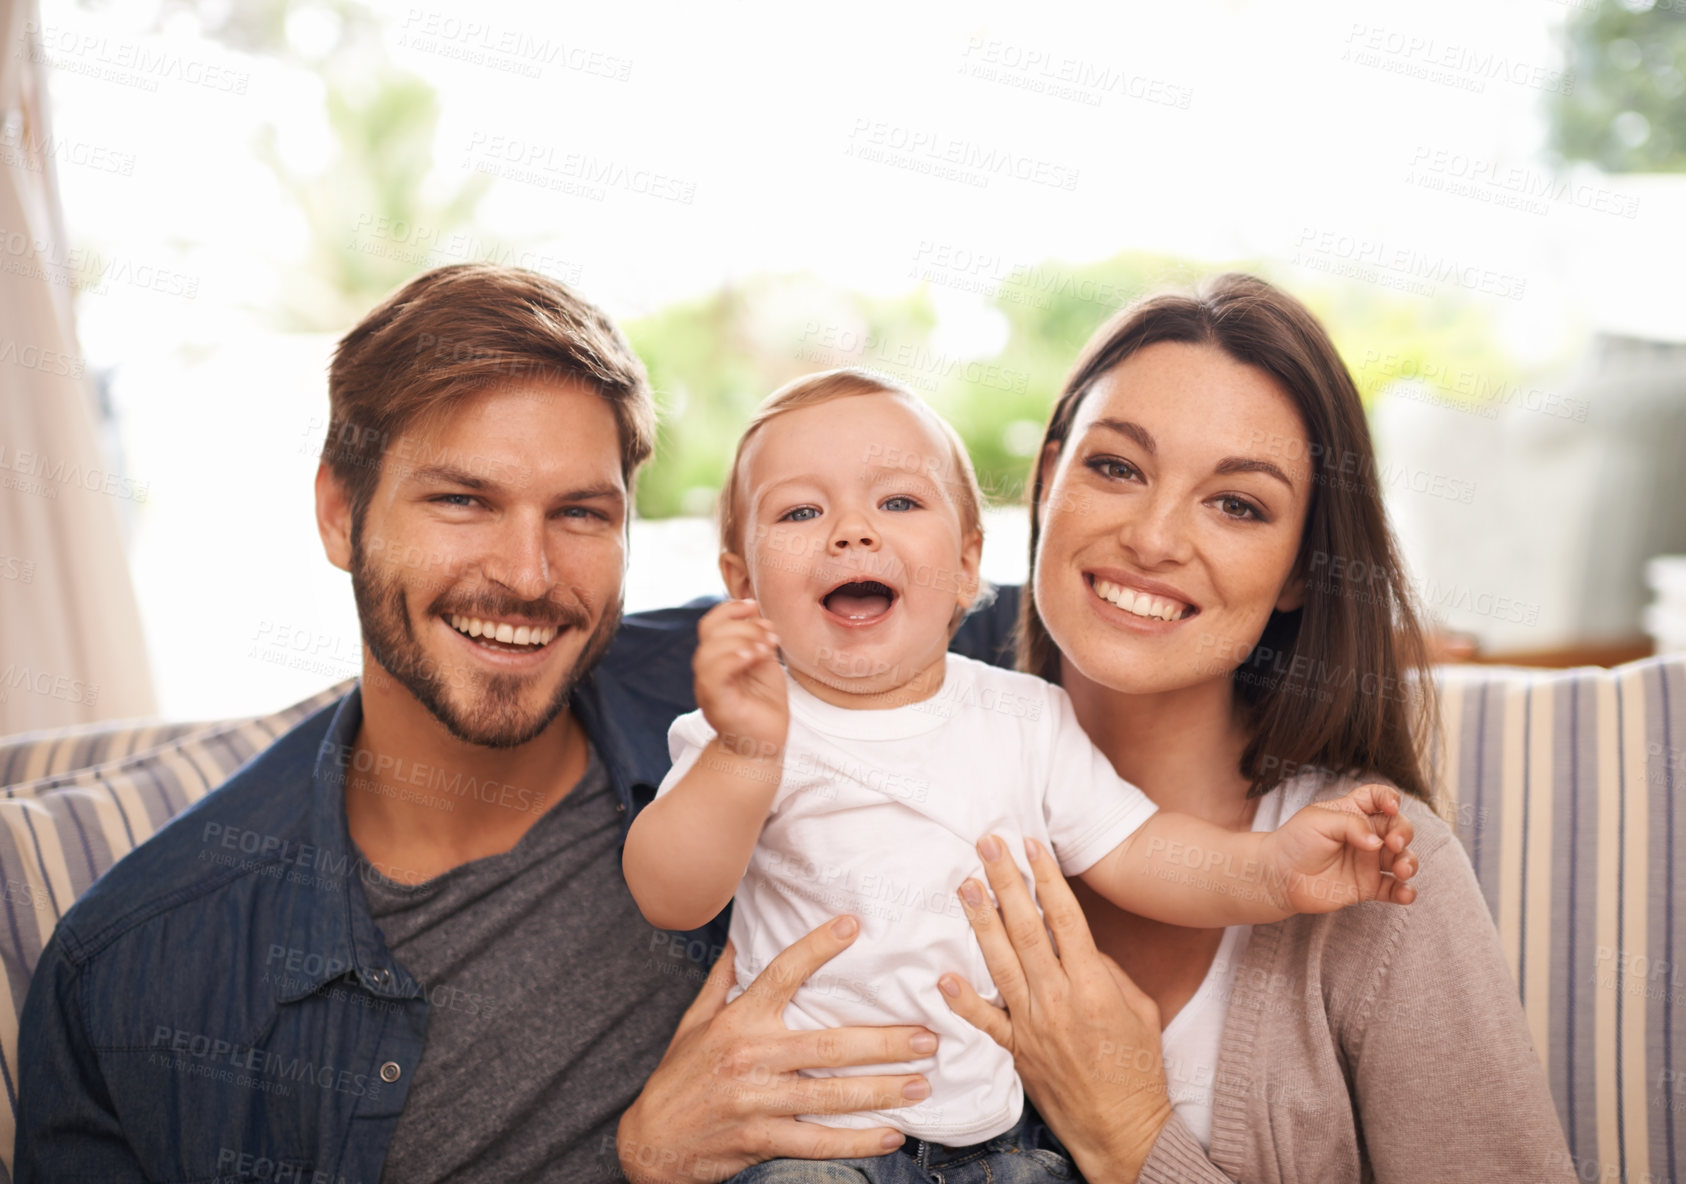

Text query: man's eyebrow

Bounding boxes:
[1089,418,1157,456]
[406,464,624,503]
[1215,456,1295,489]
[407,463,494,491]
[556,482,626,502]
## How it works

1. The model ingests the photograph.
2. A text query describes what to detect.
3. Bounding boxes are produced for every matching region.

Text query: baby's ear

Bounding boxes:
[719,551,754,600]
[956,528,984,610]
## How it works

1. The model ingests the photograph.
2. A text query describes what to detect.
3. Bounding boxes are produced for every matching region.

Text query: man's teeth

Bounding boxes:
[447,615,558,646]
[1092,578,1190,622]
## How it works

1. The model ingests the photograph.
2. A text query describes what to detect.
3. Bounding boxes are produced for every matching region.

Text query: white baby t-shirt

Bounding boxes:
[653,652,1159,1145]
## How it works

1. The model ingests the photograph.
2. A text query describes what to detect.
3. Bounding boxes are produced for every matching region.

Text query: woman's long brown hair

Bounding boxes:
[1017,273,1441,806]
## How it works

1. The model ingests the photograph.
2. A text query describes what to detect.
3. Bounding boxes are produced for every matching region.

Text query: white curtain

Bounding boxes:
[0,0,155,734]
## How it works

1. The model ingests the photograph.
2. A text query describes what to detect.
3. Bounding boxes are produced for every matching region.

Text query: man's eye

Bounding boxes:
[434,494,477,508]
[881,496,918,512]
[780,506,820,523]
[561,506,606,520]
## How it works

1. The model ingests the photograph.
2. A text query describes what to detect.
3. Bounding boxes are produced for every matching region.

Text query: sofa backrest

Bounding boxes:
[0,660,1680,1181]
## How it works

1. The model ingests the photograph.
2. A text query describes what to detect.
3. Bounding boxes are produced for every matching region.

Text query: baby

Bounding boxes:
[622,369,1414,1173]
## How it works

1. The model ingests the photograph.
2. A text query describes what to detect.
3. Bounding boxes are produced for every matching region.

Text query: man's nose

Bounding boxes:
[486,512,552,598]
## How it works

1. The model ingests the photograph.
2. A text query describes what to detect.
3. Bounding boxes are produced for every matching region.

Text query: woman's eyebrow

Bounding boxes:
[1091,417,1157,455]
[1215,456,1295,489]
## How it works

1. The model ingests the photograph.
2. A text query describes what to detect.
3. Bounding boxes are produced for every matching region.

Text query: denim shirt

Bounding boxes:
[16,590,1022,1182]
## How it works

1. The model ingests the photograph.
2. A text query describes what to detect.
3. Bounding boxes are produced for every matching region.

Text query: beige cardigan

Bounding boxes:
[1134,791,1575,1184]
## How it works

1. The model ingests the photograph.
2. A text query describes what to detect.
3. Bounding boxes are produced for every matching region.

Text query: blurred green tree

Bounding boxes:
[1553,0,1686,172]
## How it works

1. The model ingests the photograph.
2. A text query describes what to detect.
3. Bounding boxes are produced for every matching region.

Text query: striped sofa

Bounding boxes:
[0,659,1682,1182]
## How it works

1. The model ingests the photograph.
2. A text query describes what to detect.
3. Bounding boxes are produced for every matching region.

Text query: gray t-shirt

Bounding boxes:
[362,745,705,1183]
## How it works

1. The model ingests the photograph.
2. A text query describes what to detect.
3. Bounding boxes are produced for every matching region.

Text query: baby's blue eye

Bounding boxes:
[882,496,917,512]
[781,506,820,522]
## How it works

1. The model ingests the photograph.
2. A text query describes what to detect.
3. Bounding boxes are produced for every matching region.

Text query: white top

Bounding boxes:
[655,652,1160,1144]
[1157,771,1323,1150]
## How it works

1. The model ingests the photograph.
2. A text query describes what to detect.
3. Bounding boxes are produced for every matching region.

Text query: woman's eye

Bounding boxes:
[1085,456,1139,482]
[780,506,820,523]
[1216,495,1263,521]
[881,495,918,512]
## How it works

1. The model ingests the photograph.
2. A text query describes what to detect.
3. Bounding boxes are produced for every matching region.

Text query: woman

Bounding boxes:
[615,274,1571,1183]
[936,273,1572,1180]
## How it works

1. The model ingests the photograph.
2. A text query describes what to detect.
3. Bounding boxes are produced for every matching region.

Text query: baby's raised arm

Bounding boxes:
[623,600,789,931]
[1077,785,1419,927]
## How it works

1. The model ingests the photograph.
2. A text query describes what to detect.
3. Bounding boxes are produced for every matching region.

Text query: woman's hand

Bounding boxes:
[939,834,1175,1184]
[617,919,934,1182]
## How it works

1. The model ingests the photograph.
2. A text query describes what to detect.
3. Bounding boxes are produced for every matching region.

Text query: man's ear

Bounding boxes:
[315,463,354,574]
[719,550,754,600]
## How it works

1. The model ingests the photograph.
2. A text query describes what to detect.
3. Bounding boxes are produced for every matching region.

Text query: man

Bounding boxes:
[16,264,1020,1182]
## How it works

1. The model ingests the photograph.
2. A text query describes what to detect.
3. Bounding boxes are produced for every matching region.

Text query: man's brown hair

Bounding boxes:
[324,263,656,531]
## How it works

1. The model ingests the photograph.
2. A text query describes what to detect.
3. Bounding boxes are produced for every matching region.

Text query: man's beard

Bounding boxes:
[349,545,621,749]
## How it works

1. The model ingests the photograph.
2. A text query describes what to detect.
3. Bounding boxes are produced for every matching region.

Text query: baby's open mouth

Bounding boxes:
[821,580,897,623]
[446,614,560,653]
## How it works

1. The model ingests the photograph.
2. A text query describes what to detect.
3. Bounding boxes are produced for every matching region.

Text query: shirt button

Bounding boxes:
[380,1061,402,1083]
[370,967,391,987]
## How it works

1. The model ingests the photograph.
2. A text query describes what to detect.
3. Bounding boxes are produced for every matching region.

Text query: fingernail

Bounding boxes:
[831,915,858,938]
[910,1031,938,1052]
[903,1078,931,1100]
[978,835,1002,859]
[1024,836,1045,861]
[938,976,960,999]
[881,1132,906,1150]
[958,880,982,907]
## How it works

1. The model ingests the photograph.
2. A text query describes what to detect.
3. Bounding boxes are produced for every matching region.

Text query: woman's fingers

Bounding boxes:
[937,970,1014,1049]
[1021,836,1098,962]
[738,915,860,1017]
[975,834,1064,982]
[957,874,1033,1011]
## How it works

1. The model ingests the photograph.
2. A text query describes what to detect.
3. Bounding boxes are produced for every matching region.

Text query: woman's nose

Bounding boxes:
[1118,498,1193,567]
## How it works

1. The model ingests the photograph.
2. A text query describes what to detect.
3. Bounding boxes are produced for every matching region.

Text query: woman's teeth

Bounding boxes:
[448,615,558,647]
[1091,578,1190,622]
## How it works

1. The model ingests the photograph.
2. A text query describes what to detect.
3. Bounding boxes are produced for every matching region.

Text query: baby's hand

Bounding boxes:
[695,599,789,760]
[1261,783,1419,915]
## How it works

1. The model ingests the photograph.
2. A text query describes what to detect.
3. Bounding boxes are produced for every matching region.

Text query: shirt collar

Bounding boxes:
[271,685,419,1003]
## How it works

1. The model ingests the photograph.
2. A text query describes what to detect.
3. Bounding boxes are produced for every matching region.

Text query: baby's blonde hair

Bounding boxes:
[717,368,985,559]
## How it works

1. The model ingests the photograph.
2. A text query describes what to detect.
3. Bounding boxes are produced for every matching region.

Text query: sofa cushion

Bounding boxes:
[0,680,352,1181]
[1434,656,1684,1184]
[0,660,1681,1181]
